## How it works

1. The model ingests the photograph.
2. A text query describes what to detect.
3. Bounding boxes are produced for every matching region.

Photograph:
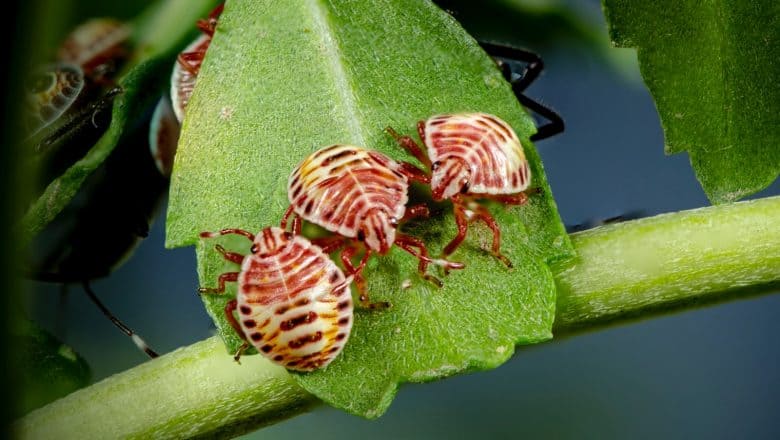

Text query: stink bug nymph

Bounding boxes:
[199,227,353,371]
[284,144,464,307]
[387,113,538,267]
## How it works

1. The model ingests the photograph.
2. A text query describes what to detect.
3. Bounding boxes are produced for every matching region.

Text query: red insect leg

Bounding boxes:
[197,3,224,36]
[443,199,513,267]
[200,228,255,241]
[341,246,389,309]
[442,200,469,258]
[469,204,513,268]
[177,51,205,75]
[402,203,430,222]
[280,205,303,235]
[198,272,238,294]
[398,161,431,185]
[224,299,250,362]
[215,244,243,264]
[385,126,432,169]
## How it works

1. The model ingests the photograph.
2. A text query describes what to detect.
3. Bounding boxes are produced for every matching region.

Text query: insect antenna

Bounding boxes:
[81,281,159,358]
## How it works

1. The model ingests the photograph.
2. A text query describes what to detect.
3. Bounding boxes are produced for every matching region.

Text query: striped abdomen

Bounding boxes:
[236,227,352,371]
[171,34,210,122]
[288,145,408,250]
[57,18,130,75]
[424,113,530,194]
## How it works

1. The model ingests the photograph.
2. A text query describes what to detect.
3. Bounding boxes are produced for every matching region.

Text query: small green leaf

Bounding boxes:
[13,319,91,417]
[602,0,780,203]
[169,0,572,418]
[19,0,219,244]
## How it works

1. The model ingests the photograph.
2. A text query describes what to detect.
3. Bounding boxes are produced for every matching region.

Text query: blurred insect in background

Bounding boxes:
[149,2,223,177]
[24,18,173,358]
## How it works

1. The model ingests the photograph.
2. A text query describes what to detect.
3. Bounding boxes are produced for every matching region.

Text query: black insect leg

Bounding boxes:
[82,281,159,358]
[479,41,564,141]
[479,41,543,91]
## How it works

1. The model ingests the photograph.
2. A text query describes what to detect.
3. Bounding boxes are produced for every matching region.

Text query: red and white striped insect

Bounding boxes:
[386,113,537,267]
[198,226,353,371]
[150,3,223,176]
[171,3,223,122]
[57,18,131,80]
[284,144,464,307]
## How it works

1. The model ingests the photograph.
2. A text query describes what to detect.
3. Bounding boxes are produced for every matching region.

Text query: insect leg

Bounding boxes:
[280,205,300,232]
[398,162,431,185]
[517,94,565,141]
[200,228,255,241]
[312,235,346,254]
[484,189,537,206]
[196,3,224,36]
[82,282,159,358]
[479,41,564,141]
[214,244,244,264]
[341,246,389,309]
[401,203,430,222]
[224,299,250,363]
[385,126,432,168]
[479,41,543,91]
[442,201,470,258]
[470,205,513,268]
[198,272,239,294]
[396,234,465,286]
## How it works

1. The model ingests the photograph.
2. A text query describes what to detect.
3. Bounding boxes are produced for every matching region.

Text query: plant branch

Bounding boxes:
[15,196,780,438]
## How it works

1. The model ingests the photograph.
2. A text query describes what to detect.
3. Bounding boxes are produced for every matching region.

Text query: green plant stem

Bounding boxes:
[16,196,780,438]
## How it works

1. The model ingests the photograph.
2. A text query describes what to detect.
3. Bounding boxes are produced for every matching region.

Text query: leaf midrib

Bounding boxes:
[307,0,366,147]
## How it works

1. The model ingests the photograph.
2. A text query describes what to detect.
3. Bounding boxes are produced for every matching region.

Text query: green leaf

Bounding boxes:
[602,0,780,203]
[168,0,572,418]
[19,0,220,244]
[13,319,91,417]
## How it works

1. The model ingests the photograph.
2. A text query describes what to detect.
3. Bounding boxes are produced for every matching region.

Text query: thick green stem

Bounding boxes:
[553,195,780,334]
[16,197,780,439]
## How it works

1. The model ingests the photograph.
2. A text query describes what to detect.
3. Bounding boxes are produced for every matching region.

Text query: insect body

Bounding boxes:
[387,113,537,266]
[25,63,85,137]
[24,18,164,359]
[199,227,353,371]
[171,3,223,122]
[285,145,463,306]
[150,3,223,176]
[57,18,130,80]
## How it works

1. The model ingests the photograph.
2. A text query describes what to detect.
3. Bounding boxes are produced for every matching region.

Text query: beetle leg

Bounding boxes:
[385,126,432,168]
[214,244,244,264]
[224,299,250,363]
[198,272,239,294]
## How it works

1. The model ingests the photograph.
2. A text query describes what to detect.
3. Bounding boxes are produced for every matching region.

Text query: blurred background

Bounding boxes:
[18,0,780,438]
